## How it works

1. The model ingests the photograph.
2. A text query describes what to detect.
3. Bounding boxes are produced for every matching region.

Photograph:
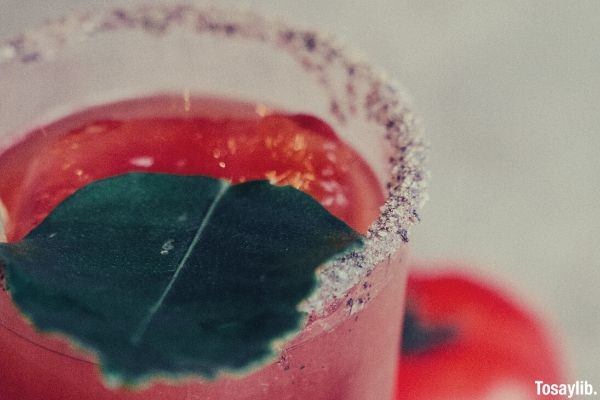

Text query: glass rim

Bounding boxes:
[0,4,427,315]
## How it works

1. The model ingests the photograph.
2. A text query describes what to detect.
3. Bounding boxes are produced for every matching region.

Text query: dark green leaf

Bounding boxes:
[0,173,362,386]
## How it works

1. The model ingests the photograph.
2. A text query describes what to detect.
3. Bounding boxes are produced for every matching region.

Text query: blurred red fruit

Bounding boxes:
[397,264,565,399]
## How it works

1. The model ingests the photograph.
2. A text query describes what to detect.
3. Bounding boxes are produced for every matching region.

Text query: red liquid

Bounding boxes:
[0,96,379,240]
[0,96,406,400]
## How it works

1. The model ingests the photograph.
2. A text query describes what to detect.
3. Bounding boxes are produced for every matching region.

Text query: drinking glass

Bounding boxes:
[0,5,426,400]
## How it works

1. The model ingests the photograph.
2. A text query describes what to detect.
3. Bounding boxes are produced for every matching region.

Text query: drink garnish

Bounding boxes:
[0,172,362,386]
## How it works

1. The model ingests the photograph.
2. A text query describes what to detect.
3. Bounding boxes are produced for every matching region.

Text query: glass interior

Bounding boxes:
[0,6,426,315]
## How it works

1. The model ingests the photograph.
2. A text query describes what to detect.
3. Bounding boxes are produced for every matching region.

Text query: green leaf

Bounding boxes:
[0,173,362,386]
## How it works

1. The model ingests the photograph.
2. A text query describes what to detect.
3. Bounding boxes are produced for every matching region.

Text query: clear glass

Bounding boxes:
[0,5,426,400]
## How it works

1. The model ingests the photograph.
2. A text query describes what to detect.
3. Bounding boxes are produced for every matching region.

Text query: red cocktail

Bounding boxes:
[0,6,425,400]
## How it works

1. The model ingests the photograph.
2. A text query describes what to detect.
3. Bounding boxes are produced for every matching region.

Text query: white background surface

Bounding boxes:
[1,0,599,385]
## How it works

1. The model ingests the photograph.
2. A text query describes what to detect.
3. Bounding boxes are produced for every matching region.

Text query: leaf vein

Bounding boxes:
[130,181,230,345]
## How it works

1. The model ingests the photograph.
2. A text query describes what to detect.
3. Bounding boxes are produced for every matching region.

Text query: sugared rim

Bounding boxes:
[0,4,427,315]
